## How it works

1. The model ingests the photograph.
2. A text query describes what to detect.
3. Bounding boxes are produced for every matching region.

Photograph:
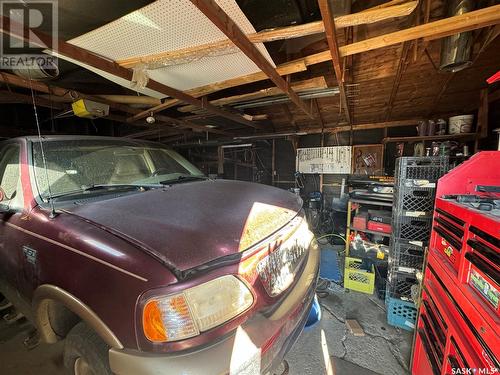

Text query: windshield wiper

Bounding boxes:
[159,175,208,185]
[49,183,163,201]
[83,183,164,191]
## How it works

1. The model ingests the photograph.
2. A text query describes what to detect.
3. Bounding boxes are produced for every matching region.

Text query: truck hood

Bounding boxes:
[64,179,302,272]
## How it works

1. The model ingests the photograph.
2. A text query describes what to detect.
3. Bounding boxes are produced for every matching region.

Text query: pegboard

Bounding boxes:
[64,0,275,94]
[296,146,352,174]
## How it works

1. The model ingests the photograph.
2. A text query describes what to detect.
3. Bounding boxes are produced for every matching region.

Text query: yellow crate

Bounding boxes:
[344,257,375,294]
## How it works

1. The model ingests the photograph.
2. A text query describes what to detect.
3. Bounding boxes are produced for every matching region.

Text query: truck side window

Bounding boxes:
[0,144,22,209]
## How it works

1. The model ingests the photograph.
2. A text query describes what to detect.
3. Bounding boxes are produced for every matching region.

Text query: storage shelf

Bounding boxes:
[349,226,392,238]
[349,198,393,207]
[382,133,476,144]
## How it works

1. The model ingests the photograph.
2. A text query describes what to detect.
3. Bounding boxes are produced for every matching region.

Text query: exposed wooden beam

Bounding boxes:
[124,127,188,139]
[313,98,325,133]
[189,0,314,119]
[0,15,262,131]
[427,74,454,116]
[131,59,309,118]
[0,72,231,136]
[386,41,412,120]
[182,5,499,101]
[340,4,500,56]
[428,23,500,117]
[95,95,161,106]
[234,119,422,139]
[0,71,80,100]
[318,0,352,124]
[117,1,418,69]
[178,76,328,113]
[281,104,298,131]
[0,89,67,110]
[114,3,500,122]
[384,133,476,144]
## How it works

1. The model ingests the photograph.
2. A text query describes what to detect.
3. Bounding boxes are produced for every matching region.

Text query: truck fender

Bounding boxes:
[32,284,123,349]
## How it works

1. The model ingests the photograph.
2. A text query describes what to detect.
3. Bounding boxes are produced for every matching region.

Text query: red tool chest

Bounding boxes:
[412,152,500,375]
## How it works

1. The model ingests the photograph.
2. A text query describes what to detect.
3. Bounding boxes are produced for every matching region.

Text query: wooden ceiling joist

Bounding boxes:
[0,15,262,131]
[129,59,310,119]
[428,24,500,117]
[223,5,500,92]
[117,1,418,69]
[341,4,500,56]
[136,3,500,122]
[318,0,352,124]
[234,119,422,139]
[188,0,315,119]
[386,41,411,120]
[0,89,66,110]
[177,76,328,113]
[0,72,232,136]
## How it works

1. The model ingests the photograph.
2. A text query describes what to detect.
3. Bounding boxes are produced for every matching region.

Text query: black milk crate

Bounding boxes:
[375,262,388,301]
[395,157,449,184]
[392,216,433,243]
[386,270,418,301]
[394,185,436,214]
[389,238,425,271]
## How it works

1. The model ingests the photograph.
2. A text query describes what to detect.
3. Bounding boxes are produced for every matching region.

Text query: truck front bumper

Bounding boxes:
[109,241,320,375]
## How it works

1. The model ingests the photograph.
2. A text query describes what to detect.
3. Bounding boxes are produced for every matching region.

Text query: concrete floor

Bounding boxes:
[286,287,413,375]
[0,286,412,375]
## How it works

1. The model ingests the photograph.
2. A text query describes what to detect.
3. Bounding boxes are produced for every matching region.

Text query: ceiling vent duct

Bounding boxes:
[439,0,474,73]
[11,57,59,80]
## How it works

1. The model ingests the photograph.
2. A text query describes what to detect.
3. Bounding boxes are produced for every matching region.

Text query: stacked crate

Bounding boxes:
[386,157,449,330]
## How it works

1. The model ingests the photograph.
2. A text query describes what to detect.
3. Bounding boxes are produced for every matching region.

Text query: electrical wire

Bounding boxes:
[316,233,347,243]
[28,72,57,218]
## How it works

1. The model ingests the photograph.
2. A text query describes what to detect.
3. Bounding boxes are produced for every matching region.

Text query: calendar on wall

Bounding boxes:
[296,146,352,174]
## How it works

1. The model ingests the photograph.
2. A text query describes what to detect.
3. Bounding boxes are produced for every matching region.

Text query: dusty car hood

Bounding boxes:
[64,179,302,272]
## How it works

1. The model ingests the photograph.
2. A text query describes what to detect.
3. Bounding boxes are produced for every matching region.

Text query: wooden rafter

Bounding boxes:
[129,6,500,120]
[340,4,500,56]
[0,89,66,110]
[0,15,262,131]
[117,1,418,69]
[177,76,328,113]
[313,99,325,134]
[188,0,314,119]
[0,72,232,136]
[281,104,298,131]
[318,0,352,124]
[428,24,500,117]
[386,41,411,121]
[129,59,310,119]
[233,119,423,139]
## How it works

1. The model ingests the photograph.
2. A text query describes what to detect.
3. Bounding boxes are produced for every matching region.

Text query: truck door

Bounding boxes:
[0,143,23,290]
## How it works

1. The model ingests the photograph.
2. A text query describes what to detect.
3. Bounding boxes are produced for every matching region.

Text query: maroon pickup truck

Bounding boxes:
[0,136,320,375]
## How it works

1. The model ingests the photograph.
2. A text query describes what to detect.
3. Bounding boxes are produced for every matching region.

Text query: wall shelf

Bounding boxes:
[382,133,477,144]
[349,226,391,238]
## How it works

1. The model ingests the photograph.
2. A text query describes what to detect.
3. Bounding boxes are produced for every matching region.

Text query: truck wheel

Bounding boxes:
[64,322,112,375]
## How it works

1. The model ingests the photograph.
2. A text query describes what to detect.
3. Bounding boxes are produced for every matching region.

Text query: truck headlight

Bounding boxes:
[142,275,253,342]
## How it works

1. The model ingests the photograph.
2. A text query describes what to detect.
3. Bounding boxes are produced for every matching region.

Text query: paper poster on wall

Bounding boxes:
[296,146,352,174]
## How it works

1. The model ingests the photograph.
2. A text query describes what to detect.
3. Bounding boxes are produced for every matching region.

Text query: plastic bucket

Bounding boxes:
[448,115,473,134]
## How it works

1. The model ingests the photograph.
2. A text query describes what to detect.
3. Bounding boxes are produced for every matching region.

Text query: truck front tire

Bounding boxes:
[64,322,112,375]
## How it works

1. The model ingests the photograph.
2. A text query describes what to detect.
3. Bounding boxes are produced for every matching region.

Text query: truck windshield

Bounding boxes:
[31,139,204,201]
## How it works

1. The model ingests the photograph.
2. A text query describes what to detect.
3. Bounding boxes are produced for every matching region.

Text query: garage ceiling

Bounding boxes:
[0,0,499,141]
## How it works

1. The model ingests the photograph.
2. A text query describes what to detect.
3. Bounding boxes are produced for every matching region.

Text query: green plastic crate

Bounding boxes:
[344,257,375,294]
